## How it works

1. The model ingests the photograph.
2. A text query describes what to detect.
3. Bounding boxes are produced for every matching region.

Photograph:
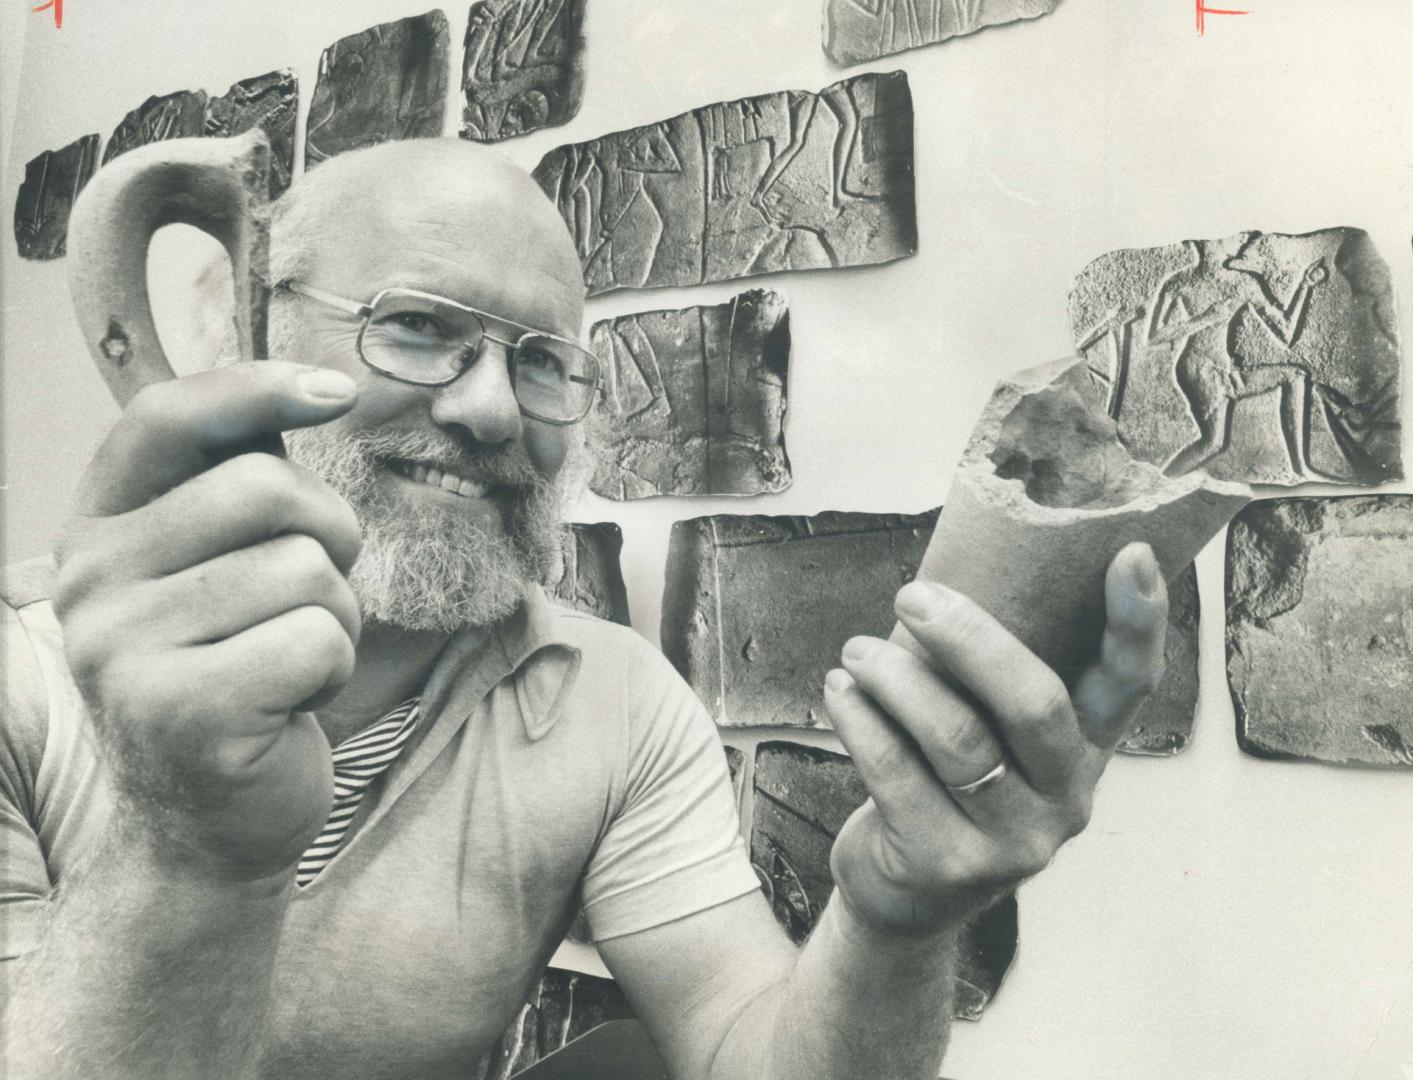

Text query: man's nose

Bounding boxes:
[428,341,524,445]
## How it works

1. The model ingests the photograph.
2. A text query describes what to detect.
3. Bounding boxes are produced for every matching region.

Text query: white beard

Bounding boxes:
[283,424,565,632]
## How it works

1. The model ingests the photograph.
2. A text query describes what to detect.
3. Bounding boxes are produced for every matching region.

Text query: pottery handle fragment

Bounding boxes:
[66,130,273,406]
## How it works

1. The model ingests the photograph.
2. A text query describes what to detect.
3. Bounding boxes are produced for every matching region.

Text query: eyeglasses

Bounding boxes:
[281,282,601,425]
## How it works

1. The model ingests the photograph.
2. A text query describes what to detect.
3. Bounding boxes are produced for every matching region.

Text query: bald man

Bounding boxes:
[1,140,1169,1080]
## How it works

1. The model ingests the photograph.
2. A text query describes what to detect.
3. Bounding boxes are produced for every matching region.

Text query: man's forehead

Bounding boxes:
[288,142,585,335]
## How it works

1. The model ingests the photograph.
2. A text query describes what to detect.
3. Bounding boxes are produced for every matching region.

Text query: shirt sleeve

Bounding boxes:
[1,600,55,960]
[579,637,760,942]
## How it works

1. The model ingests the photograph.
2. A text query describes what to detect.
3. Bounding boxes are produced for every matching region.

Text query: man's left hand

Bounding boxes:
[824,542,1168,937]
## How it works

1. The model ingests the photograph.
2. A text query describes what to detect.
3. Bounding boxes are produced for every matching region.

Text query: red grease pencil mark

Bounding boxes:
[1196,0,1248,35]
[32,0,62,29]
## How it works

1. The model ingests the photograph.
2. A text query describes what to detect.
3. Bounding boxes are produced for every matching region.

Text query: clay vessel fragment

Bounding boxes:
[896,357,1251,681]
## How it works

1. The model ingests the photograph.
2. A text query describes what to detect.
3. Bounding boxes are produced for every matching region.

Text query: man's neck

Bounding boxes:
[314,622,454,747]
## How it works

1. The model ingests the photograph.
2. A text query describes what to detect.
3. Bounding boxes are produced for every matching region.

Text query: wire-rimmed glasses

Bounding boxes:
[282,282,600,425]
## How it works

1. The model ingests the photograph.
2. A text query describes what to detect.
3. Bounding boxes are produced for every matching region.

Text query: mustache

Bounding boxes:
[347,428,549,490]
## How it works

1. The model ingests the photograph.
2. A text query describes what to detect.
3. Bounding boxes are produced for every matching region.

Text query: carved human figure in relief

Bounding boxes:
[558,125,678,287]
[836,0,992,56]
[464,0,570,138]
[749,82,864,225]
[1147,235,1329,478]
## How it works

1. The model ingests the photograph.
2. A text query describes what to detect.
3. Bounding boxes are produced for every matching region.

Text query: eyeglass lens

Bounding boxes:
[360,291,597,421]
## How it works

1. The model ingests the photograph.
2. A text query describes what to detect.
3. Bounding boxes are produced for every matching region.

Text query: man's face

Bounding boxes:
[276,165,589,632]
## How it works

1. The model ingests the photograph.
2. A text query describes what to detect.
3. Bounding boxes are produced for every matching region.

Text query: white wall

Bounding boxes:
[3,2,1411,1078]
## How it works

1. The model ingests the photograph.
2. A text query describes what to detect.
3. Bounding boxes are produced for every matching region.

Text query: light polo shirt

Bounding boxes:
[0,558,760,1080]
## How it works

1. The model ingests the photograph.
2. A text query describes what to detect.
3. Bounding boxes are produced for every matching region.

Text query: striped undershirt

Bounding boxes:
[296,697,422,887]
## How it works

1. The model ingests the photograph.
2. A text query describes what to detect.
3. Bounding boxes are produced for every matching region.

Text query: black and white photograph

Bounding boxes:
[2,2,1410,1077]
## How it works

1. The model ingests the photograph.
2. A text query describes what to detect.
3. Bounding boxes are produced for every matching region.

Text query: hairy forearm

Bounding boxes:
[711,891,956,1080]
[2,830,292,1079]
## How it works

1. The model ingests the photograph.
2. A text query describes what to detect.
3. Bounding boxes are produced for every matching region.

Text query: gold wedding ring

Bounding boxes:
[945,760,1008,797]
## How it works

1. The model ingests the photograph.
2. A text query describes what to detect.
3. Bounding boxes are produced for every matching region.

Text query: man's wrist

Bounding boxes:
[826,884,962,958]
[87,806,298,906]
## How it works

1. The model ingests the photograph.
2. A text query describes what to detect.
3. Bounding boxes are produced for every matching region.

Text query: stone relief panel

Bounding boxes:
[550,522,630,625]
[824,0,1063,65]
[1226,496,1413,768]
[306,11,450,167]
[478,968,634,1079]
[461,0,586,142]
[534,72,916,296]
[661,510,939,729]
[205,70,300,197]
[102,90,207,164]
[14,134,99,260]
[1069,228,1402,486]
[589,289,791,499]
[752,742,1018,1019]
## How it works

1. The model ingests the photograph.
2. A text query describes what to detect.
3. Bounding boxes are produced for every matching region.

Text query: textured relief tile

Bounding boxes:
[102,90,207,164]
[1226,496,1413,768]
[824,0,1063,65]
[590,290,790,499]
[550,523,630,625]
[479,968,634,1079]
[1069,228,1402,487]
[305,11,450,167]
[534,72,916,297]
[662,510,939,728]
[1120,564,1199,756]
[205,70,299,197]
[13,134,99,260]
[751,742,1018,1019]
[461,0,586,141]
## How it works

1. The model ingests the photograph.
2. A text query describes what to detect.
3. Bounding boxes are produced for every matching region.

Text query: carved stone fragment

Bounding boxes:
[1069,228,1403,487]
[534,72,916,296]
[205,70,299,196]
[662,510,939,729]
[724,745,745,805]
[1120,563,1199,756]
[550,523,630,625]
[590,290,790,499]
[102,91,207,164]
[14,134,99,260]
[306,11,450,167]
[900,357,1250,683]
[479,968,634,1079]
[751,742,1017,1019]
[461,0,586,142]
[824,0,1063,65]
[1226,496,1413,768]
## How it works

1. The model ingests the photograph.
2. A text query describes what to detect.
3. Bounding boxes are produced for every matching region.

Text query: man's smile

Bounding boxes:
[383,458,496,500]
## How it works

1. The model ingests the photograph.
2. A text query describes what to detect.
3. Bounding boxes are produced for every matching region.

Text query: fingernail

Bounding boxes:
[842,637,883,663]
[1132,546,1160,598]
[297,369,357,402]
[824,668,853,693]
[895,580,945,621]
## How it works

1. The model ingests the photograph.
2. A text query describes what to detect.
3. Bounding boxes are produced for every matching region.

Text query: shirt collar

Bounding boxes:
[421,586,582,743]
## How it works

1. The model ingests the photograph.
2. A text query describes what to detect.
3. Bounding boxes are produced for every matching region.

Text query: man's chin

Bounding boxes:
[283,424,565,633]
[348,530,534,633]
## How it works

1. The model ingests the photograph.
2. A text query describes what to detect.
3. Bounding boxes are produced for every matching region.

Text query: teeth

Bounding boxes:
[392,459,489,499]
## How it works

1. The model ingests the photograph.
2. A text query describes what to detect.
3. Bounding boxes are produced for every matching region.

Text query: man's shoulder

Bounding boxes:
[542,603,676,678]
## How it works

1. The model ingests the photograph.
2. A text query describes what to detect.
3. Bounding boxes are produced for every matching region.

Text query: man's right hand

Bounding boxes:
[53,362,364,881]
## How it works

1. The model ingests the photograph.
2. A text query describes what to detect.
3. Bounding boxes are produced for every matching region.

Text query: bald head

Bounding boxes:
[268,139,584,337]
